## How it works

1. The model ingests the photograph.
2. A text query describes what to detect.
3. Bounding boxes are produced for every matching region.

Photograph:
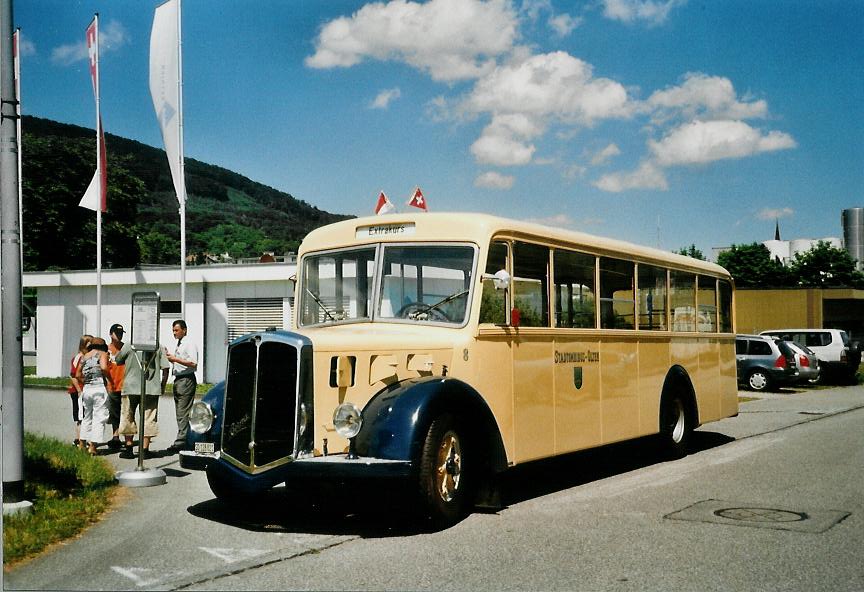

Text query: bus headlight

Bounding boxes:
[189,401,214,434]
[333,403,363,439]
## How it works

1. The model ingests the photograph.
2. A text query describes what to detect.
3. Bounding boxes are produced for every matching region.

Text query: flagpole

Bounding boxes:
[177,0,186,318]
[14,28,22,276]
[93,14,102,334]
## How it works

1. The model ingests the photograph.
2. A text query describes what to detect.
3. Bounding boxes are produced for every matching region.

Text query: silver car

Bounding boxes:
[785,340,821,384]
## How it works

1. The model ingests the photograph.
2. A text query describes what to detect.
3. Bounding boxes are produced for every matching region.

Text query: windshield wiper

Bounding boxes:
[305,288,340,322]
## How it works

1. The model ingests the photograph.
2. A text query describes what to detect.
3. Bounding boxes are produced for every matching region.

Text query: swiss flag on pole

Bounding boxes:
[407,187,428,211]
[375,191,395,215]
[79,17,107,213]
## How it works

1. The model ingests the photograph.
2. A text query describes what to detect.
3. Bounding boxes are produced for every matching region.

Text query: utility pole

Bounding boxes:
[1,0,30,514]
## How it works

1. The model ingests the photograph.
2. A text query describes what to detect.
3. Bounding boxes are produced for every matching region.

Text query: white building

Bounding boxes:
[762,237,842,266]
[24,262,296,384]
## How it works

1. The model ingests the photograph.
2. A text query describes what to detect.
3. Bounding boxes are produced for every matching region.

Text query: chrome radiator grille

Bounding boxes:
[221,337,301,471]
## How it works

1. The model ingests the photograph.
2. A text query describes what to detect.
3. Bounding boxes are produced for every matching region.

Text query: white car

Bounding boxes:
[760,329,860,383]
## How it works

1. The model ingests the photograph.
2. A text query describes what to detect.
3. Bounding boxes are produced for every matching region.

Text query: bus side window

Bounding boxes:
[480,241,509,325]
[599,257,634,329]
[513,242,550,327]
[554,249,596,328]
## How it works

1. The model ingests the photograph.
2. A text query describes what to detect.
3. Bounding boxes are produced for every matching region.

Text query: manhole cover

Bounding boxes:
[666,500,850,533]
[714,507,807,523]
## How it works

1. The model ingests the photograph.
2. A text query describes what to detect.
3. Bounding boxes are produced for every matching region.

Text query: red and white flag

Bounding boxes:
[79,16,107,212]
[407,187,428,211]
[375,191,395,215]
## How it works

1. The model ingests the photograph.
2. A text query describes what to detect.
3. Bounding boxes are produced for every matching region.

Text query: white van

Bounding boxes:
[760,329,860,383]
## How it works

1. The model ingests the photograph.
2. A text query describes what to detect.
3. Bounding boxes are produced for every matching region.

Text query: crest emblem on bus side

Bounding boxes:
[573,367,583,389]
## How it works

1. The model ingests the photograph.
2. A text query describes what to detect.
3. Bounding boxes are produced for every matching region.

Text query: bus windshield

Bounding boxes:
[299,243,476,327]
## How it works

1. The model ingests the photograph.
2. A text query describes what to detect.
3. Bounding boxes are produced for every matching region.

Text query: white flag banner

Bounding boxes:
[78,18,107,212]
[150,0,186,204]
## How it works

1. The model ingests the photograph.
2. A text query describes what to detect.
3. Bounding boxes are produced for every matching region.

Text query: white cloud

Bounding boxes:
[757,207,794,220]
[647,73,767,123]
[370,88,402,109]
[590,143,621,165]
[475,171,515,189]
[602,0,686,25]
[593,161,668,192]
[471,133,536,166]
[470,113,543,166]
[526,213,575,228]
[548,13,582,37]
[464,51,633,125]
[17,34,36,57]
[51,19,129,65]
[305,0,518,81]
[649,119,797,166]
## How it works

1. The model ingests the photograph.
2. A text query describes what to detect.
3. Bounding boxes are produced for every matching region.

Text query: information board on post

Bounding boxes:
[131,292,160,352]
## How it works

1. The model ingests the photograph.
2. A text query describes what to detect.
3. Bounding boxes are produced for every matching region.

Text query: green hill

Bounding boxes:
[21,116,351,271]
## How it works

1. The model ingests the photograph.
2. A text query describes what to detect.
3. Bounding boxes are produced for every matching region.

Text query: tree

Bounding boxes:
[676,244,705,260]
[716,243,793,287]
[790,241,864,288]
[22,135,142,271]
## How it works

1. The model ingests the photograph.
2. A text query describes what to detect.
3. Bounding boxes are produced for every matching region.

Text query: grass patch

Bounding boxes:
[3,432,117,566]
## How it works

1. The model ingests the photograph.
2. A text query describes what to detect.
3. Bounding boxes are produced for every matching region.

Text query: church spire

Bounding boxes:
[774,219,781,241]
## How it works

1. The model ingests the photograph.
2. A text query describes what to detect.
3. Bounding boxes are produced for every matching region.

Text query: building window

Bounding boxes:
[227,298,286,342]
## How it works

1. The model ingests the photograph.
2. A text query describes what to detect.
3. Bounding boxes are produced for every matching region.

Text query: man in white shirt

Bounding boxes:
[165,319,198,453]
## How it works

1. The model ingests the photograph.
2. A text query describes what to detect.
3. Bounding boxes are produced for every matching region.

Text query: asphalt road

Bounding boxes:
[5,385,864,591]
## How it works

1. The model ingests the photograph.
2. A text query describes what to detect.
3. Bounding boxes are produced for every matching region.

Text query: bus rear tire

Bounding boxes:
[416,413,472,529]
[658,393,693,459]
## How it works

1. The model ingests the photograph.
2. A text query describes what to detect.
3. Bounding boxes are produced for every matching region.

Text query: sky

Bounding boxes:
[12,0,864,259]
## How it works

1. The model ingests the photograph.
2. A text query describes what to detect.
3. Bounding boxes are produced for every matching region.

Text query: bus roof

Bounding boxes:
[300,212,732,279]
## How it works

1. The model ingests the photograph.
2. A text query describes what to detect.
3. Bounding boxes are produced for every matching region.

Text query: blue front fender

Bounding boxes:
[354,376,508,473]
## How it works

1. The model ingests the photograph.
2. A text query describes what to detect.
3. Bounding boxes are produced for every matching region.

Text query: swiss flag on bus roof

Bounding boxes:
[375,191,395,215]
[407,187,428,211]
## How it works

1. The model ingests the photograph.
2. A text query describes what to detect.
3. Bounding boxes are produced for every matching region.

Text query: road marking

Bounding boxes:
[200,547,269,564]
[111,566,188,587]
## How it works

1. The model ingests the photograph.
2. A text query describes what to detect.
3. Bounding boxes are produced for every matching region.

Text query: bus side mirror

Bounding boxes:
[482,269,510,291]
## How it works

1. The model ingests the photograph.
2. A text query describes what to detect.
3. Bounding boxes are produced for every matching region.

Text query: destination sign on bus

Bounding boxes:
[356,223,416,239]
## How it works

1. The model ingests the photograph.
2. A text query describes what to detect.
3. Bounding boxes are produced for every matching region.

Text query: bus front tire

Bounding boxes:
[416,413,472,529]
[658,394,692,459]
[207,467,257,505]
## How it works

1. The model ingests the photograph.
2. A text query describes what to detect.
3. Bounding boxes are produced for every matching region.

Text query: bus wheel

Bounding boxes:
[416,413,472,529]
[659,394,692,459]
[207,467,256,505]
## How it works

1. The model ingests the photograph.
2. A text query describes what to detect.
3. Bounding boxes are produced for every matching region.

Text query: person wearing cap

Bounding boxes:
[105,323,126,451]
[165,319,198,453]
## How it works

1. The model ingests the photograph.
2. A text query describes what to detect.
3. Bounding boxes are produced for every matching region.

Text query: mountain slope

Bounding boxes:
[21,116,351,270]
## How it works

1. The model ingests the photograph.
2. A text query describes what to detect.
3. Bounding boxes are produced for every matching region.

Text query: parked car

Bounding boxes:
[735,334,799,391]
[783,340,821,384]
[760,329,861,383]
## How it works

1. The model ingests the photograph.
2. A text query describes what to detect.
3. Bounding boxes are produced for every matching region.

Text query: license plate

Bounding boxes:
[194,442,215,454]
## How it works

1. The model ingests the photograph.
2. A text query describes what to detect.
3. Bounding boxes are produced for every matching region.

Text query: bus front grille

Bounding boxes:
[221,337,300,471]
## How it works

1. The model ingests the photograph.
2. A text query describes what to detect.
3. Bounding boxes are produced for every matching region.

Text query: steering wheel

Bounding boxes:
[396,302,452,322]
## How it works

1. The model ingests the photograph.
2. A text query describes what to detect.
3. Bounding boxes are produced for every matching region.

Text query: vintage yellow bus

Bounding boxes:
[184,213,738,527]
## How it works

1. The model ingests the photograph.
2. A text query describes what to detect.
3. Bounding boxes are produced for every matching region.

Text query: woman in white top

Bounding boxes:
[76,337,111,455]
